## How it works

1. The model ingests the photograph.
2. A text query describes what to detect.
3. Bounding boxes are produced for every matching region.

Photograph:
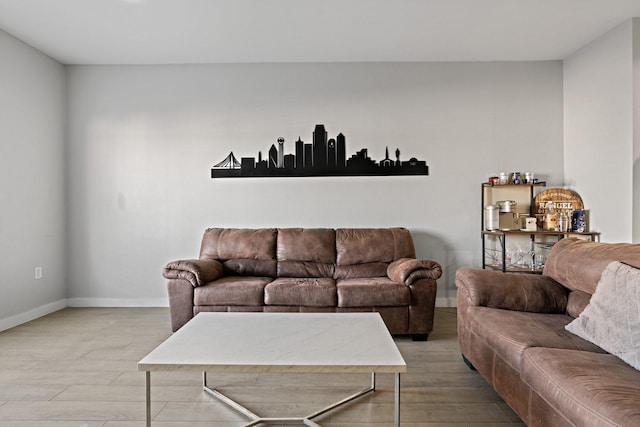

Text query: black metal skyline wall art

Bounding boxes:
[211,124,429,178]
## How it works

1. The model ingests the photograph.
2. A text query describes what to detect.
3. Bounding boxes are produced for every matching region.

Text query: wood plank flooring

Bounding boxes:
[0,307,525,426]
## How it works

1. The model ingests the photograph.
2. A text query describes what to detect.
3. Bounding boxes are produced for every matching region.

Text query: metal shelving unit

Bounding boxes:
[481,181,599,273]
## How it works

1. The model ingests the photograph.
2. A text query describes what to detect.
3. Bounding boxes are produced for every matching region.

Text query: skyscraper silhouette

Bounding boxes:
[327,138,336,167]
[336,133,346,167]
[295,137,304,169]
[313,124,327,168]
[277,137,284,168]
[268,144,278,168]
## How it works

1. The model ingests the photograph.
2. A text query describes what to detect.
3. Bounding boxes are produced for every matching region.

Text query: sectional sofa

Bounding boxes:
[456,238,640,426]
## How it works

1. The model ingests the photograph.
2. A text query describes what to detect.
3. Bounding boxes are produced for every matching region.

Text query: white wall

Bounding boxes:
[564,19,636,242]
[66,62,563,307]
[0,29,67,330]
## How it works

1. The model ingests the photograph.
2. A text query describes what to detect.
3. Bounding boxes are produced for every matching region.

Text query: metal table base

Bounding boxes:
[145,371,401,427]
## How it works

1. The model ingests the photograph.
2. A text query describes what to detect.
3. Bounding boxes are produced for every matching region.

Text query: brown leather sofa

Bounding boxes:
[456,238,640,426]
[164,227,442,340]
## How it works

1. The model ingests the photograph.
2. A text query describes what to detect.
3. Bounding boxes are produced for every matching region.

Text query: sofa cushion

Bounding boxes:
[264,278,337,307]
[467,306,606,372]
[335,228,415,266]
[566,261,640,370]
[334,263,389,279]
[200,228,277,260]
[275,228,336,278]
[194,276,272,306]
[276,228,336,263]
[337,278,410,307]
[199,228,277,276]
[566,290,592,318]
[222,259,277,277]
[277,261,335,278]
[522,347,640,426]
[544,238,640,295]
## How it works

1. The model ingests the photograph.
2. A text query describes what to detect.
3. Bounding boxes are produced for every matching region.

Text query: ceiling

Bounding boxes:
[1,0,640,65]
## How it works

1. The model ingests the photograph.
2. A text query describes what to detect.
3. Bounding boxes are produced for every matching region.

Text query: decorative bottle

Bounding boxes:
[544,202,558,231]
[558,210,569,232]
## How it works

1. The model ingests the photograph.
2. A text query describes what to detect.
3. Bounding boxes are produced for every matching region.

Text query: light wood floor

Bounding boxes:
[0,307,525,426]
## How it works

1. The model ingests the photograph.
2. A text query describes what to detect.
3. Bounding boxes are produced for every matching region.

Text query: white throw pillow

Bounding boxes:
[565,261,640,371]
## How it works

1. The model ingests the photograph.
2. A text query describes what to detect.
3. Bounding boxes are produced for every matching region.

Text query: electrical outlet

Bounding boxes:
[34,267,43,280]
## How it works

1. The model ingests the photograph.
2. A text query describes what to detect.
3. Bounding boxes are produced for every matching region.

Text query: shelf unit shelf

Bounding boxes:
[481,230,599,237]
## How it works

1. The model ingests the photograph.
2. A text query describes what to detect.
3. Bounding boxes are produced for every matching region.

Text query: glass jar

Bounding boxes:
[484,205,499,230]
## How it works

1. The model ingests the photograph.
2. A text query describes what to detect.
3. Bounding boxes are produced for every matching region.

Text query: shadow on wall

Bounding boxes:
[411,230,458,306]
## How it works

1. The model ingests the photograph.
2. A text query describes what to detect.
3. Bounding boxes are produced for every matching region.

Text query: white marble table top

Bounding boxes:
[138,312,407,374]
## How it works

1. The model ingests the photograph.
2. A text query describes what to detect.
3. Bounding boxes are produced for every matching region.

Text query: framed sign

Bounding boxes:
[533,188,584,214]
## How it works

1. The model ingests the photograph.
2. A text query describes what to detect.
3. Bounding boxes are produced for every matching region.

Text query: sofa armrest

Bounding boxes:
[455,267,567,313]
[387,258,443,285]
[163,259,224,287]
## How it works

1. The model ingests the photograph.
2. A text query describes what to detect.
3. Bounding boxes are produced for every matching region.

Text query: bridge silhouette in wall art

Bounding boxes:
[211,124,429,178]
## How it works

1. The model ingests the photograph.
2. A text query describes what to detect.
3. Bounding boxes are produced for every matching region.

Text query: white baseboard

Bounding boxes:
[0,299,67,332]
[2,296,452,331]
[66,297,169,308]
[68,298,456,308]
[435,297,457,308]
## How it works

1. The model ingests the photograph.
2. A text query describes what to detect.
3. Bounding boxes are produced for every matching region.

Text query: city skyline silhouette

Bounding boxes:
[211,124,429,178]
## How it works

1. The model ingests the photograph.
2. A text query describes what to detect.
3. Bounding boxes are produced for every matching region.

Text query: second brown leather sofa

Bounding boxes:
[456,239,640,426]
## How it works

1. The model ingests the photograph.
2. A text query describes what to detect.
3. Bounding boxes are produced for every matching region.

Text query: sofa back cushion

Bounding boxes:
[197,227,418,279]
[544,238,640,295]
[334,228,416,279]
[276,228,336,278]
[199,228,277,277]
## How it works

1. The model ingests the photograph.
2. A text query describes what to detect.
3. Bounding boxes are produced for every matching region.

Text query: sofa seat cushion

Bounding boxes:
[264,278,337,307]
[194,276,272,306]
[467,306,606,372]
[337,278,410,308]
[522,347,640,426]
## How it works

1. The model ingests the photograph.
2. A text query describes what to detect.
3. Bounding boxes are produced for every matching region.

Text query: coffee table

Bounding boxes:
[138,312,407,426]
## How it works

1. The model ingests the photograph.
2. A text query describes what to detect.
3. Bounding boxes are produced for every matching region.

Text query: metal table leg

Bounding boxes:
[146,371,151,427]
[395,372,401,427]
